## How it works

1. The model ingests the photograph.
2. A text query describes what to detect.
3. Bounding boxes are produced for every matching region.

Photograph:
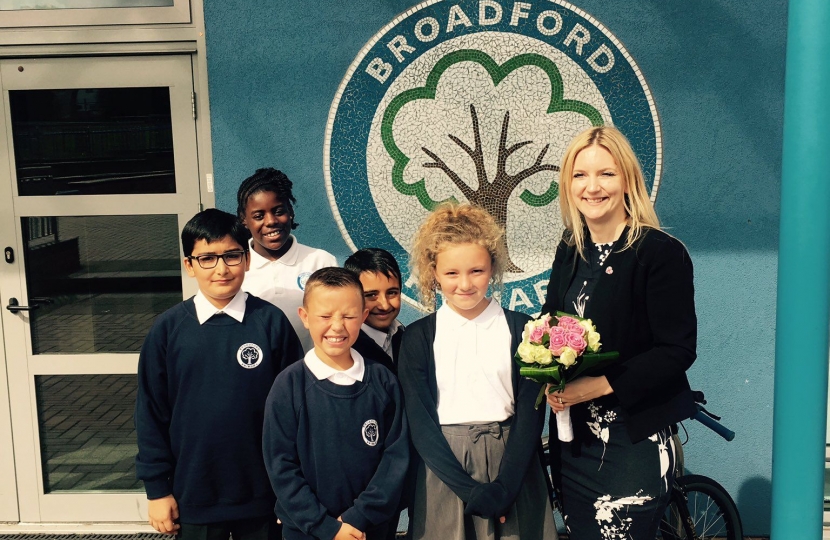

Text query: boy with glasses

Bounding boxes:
[135,208,303,540]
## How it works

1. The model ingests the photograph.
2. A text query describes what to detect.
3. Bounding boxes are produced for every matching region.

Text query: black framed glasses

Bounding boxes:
[187,250,247,269]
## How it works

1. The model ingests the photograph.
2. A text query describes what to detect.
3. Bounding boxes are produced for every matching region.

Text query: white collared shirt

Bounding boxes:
[434,300,515,425]
[304,348,365,386]
[193,290,248,325]
[242,236,336,353]
[362,320,402,359]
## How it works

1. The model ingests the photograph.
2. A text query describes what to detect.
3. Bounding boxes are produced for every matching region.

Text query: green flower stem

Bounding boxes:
[534,386,546,410]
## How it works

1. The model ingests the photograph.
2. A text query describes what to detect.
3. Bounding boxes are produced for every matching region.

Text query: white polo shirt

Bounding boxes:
[362,320,403,359]
[192,290,247,324]
[434,300,515,425]
[303,348,365,386]
[242,236,336,353]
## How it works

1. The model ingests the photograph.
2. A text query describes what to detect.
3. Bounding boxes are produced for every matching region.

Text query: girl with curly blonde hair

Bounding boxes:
[398,202,556,540]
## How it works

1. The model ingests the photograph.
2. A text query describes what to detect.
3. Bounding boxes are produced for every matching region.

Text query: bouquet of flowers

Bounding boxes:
[515,312,618,442]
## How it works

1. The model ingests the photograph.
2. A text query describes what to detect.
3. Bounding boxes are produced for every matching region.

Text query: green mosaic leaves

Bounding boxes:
[381,49,604,211]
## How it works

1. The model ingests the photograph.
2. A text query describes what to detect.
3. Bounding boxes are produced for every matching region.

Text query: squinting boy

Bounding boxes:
[262,267,409,540]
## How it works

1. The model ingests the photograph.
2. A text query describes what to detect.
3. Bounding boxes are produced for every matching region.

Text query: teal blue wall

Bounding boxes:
[204,1,785,533]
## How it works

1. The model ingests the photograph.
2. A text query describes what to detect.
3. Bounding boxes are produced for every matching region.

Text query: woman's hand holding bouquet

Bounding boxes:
[514,312,618,442]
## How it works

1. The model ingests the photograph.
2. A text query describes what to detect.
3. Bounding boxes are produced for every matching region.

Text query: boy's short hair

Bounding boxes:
[344,248,402,285]
[181,208,250,257]
[303,267,364,307]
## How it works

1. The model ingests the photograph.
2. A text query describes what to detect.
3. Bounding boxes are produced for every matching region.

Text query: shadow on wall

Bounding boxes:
[680,467,771,537]
[738,476,772,536]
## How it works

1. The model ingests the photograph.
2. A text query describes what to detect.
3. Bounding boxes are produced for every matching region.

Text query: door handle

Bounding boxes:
[6,298,39,313]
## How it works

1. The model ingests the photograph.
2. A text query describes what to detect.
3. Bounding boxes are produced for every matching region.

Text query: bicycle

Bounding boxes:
[657,391,743,540]
[541,390,743,540]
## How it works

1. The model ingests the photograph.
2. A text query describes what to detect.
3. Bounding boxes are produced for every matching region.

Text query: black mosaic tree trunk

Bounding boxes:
[422,104,559,273]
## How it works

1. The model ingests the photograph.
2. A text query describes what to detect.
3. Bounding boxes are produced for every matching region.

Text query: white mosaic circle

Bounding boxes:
[366,32,613,281]
[325,0,661,315]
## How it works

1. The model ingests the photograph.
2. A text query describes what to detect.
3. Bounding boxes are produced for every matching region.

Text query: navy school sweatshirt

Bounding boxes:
[262,356,409,540]
[135,295,303,524]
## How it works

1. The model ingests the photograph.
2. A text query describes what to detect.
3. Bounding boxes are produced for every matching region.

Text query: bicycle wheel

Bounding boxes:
[658,474,743,540]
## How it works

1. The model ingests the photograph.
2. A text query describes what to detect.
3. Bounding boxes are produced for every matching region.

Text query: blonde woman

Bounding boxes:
[399,203,556,540]
[542,126,697,539]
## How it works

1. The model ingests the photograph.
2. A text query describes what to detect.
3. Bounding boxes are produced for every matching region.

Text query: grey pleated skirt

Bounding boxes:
[410,420,558,540]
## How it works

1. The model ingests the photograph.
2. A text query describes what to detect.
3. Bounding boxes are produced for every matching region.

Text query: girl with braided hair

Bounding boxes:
[238,168,336,353]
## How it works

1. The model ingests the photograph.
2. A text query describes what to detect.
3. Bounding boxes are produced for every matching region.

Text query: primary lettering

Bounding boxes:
[366,2,616,83]
[536,10,562,36]
[479,0,502,25]
[506,280,550,311]
[587,44,615,73]
[415,16,440,42]
[365,57,393,83]
[387,35,416,62]
[509,287,534,311]
[564,23,591,56]
[510,2,532,26]
[533,280,548,306]
[447,4,474,33]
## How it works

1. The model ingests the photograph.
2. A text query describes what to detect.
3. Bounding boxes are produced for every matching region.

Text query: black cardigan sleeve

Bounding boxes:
[602,234,697,408]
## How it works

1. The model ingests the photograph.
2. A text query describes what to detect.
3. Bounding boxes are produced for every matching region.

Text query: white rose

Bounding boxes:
[586,331,601,353]
[517,341,554,365]
[517,341,537,362]
[533,347,554,365]
[557,347,578,367]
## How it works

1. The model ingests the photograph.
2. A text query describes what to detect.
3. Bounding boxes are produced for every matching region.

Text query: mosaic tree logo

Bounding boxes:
[382,49,603,272]
[325,0,661,315]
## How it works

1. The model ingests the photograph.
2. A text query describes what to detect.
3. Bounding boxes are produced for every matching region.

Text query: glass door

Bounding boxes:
[0,54,200,522]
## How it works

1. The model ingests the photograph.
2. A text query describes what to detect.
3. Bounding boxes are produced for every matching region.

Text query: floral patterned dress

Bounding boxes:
[553,242,676,540]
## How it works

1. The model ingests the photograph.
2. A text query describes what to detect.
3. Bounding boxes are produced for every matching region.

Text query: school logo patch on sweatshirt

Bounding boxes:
[362,419,380,446]
[325,0,661,316]
[237,343,264,369]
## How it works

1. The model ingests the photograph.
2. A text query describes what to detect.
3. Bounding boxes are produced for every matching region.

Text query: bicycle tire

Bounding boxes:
[658,474,743,540]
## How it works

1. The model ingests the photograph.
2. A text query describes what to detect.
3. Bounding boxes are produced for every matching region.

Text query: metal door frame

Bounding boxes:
[0,53,202,523]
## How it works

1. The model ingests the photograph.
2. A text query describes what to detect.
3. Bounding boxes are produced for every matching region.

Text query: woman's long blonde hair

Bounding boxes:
[410,202,506,310]
[559,126,660,259]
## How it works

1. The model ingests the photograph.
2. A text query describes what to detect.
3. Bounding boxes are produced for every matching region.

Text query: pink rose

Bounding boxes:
[548,326,568,356]
[528,323,549,343]
[557,316,582,331]
[566,331,587,356]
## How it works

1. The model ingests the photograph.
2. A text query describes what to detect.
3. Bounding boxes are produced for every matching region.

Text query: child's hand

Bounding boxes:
[148,494,180,534]
[465,481,508,517]
[335,517,365,539]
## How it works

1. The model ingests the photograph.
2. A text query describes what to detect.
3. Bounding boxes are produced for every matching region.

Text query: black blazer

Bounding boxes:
[352,327,404,375]
[541,227,697,443]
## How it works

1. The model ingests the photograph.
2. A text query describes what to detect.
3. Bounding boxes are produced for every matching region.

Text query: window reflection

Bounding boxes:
[1,0,173,10]
[36,374,142,492]
[11,87,176,196]
[23,215,182,354]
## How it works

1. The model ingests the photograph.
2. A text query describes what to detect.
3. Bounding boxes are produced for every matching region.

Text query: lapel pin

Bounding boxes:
[606,266,614,275]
